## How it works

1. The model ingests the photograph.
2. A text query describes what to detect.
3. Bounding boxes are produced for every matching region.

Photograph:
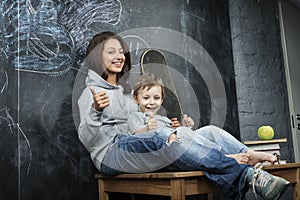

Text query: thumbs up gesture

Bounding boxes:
[147,113,158,131]
[90,87,110,111]
[181,114,194,128]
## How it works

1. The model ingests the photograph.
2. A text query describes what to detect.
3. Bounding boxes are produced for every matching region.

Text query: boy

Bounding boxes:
[127,73,194,135]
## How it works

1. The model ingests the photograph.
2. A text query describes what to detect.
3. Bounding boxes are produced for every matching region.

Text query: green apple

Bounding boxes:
[258,126,274,140]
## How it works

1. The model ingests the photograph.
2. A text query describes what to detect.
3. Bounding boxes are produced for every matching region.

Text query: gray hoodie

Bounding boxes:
[128,112,174,134]
[78,69,138,170]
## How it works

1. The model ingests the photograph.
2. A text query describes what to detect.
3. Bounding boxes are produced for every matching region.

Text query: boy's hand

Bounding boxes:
[181,114,194,128]
[147,114,158,131]
[90,87,110,111]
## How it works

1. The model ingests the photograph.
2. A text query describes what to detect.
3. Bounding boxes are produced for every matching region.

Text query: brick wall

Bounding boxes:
[228,0,294,198]
[229,0,293,158]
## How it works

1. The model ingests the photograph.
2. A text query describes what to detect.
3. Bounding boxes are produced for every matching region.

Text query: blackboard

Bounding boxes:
[0,0,238,199]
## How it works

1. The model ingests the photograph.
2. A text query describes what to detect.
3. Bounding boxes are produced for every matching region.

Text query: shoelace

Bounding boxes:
[251,162,265,199]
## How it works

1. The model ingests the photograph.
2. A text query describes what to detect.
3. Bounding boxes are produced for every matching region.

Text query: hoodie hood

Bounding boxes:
[86,69,119,90]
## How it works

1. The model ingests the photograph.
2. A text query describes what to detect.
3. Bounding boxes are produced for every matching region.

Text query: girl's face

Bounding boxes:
[102,38,125,74]
[134,85,163,116]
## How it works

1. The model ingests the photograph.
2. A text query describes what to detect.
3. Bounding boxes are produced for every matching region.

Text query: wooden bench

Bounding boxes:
[95,163,300,200]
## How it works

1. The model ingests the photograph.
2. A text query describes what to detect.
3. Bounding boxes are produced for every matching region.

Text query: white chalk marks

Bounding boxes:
[0,107,32,175]
[1,0,122,75]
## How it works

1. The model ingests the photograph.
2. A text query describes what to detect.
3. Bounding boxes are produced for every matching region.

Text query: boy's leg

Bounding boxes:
[101,128,175,174]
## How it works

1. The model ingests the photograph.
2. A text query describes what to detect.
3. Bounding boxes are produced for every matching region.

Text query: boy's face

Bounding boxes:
[134,85,163,116]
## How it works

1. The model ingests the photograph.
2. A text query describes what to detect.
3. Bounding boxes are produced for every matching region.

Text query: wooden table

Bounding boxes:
[95,163,300,200]
[262,163,300,199]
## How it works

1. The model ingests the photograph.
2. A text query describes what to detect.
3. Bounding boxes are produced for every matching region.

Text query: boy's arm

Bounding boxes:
[169,114,194,129]
[128,113,158,134]
[133,127,149,134]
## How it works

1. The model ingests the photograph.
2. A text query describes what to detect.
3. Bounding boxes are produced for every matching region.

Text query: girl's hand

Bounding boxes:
[181,114,194,128]
[90,87,110,111]
[171,117,180,129]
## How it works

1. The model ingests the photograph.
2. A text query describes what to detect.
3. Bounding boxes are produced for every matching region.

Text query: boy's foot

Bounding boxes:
[247,163,290,200]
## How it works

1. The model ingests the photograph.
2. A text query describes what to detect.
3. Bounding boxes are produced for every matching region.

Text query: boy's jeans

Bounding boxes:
[101,125,249,199]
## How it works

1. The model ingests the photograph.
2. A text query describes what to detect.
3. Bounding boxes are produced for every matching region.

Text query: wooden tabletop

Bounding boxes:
[262,162,300,170]
[95,170,206,179]
[95,163,300,179]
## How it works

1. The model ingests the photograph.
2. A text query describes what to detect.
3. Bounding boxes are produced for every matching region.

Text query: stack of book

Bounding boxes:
[243,138,287,164]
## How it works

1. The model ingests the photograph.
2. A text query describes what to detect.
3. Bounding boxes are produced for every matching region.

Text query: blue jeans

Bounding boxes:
[101,125,250,199]
[193,125,249,154]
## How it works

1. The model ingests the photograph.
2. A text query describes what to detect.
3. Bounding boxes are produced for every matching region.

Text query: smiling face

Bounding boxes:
[134,85,164,116]
[102,38,125,74]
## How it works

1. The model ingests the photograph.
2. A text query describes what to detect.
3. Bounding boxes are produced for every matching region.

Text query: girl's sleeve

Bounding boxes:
[165,117,173,128]
[77,87,103,149]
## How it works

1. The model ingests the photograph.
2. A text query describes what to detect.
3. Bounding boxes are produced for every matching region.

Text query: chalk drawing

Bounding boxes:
[37,102,82,173]
[1,0,74,75]
[0,71,8,93]
[59,0,123,65]
[0,107,32,200]
[122,35,151,67]
[0,2,9,60]
[1,0,123,75]
[0,107,32,174]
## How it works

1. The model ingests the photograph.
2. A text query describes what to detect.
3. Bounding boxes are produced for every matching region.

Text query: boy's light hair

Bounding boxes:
[133,73,165,99]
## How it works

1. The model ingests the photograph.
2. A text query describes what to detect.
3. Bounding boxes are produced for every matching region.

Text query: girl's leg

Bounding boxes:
[170,127,250,199]
[194,125,277,165]
[246,149,277,165]
[101,126,288,199]
[102,127,249,199]
[194,125,248,154]
[165,127,288,199]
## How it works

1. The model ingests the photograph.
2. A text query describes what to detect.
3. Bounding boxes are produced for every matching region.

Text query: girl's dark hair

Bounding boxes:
[85,31,131,93]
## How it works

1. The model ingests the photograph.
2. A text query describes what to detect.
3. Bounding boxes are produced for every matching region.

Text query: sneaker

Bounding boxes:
[247,163,290,200]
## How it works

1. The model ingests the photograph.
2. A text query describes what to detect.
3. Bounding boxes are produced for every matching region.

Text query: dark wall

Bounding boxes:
[229,1,294,199]
[229,0,293,161]
[0,0,237,199]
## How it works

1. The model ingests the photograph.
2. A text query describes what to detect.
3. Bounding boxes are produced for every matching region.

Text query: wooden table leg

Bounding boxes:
[294,168,300,200]
[171,179,185,200]
[99,179,109,200]
[207,193,213,200]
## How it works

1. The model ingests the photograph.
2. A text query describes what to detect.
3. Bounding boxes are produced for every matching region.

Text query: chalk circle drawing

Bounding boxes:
[121,35,151,87]
[72,27,226,173]
[118,27,227,128]
[122,35,151,67]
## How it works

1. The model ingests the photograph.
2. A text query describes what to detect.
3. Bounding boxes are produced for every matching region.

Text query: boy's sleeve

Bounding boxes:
[128,112,147,133]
